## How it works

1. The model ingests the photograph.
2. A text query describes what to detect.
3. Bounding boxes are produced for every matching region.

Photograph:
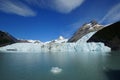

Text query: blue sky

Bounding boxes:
[0,0,120,41]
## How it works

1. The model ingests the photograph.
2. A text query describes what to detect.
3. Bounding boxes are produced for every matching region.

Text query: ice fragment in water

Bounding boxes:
[50,67,62,74]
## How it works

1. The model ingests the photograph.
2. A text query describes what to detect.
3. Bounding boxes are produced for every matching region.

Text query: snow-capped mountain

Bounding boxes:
[27,40,42,43]
[68,20,103,42]
[51,36,68,43]
[44,36,68,44]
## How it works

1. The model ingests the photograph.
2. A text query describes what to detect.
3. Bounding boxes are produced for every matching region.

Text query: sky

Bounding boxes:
[0,0,120,42]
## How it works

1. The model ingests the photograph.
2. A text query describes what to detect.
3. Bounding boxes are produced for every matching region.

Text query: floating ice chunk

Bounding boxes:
[50,67,62,74]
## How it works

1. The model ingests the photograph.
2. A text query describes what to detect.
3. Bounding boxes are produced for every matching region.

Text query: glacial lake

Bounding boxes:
[0,51,120,80]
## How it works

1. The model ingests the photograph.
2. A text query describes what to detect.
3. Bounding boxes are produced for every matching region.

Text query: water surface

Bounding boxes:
[0,51,120,80]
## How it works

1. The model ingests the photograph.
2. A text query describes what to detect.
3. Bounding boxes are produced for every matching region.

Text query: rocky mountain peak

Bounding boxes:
[90,20,98,26]
[68,20,103,42]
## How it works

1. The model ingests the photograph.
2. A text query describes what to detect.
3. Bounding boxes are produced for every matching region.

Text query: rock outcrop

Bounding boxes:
[68,20,103,42]
[87,21,120,51]
[0,30,18,47]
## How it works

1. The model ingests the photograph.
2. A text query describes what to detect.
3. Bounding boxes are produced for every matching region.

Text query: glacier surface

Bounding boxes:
[0,32,111,53]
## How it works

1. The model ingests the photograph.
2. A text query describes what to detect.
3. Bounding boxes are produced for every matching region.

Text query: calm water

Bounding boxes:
[0,51,120,80]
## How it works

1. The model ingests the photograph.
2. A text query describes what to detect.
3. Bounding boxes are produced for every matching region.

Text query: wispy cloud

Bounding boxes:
[25,0,85,13]
[0,0,36,17]
[0,0,85,16]
[101,3,120,24]
[50,0,85,13]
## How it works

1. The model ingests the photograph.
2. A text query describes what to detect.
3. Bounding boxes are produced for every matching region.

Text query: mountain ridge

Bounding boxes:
[68,20,103,42]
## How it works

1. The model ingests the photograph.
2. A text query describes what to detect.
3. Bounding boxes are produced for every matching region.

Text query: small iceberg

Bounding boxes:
[50,67,62,74]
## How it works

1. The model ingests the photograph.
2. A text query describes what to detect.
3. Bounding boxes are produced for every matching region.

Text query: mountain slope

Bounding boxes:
[68,20,103,42]
[87,21,120,51]
[0,30,18,47]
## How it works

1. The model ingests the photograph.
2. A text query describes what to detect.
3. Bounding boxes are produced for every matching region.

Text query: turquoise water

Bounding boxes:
[0,51,120,80]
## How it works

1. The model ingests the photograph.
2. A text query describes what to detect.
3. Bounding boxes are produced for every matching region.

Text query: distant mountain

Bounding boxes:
[27,40,42,43]
[0,30,18,47]
[19,39,42,43]
[44,36,68,44]
[68,20,103,42]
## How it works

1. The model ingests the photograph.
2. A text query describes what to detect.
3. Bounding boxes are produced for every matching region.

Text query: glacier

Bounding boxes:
[0,32,111,53]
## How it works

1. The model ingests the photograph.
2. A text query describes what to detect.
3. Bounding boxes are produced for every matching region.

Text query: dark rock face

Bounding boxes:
[87,21,120,51]
[68,20,103,42]
[0,30,18,47]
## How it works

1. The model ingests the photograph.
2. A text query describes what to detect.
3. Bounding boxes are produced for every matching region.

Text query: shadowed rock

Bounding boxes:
[87,21,120,51]
[68,20,103,42]
[0,30,18,47]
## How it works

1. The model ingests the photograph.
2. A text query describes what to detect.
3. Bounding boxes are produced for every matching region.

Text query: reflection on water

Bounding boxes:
[103,51,120,80]
[105,69,120,80]
[0,51,120,80]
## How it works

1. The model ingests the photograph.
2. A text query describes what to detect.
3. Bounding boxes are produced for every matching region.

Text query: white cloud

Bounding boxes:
[101,3,120,23]
[0,0,85,16]
[25,0,85,13]
[0,0,36,16]
[51,0,85,13]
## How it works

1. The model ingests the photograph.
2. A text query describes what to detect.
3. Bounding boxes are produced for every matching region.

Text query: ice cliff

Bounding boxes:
[0,32,111,53]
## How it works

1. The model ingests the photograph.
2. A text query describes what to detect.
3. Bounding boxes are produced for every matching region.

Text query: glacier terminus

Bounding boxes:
[0,32,111,53]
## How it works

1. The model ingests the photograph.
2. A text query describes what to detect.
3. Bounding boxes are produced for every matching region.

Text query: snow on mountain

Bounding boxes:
[44,36,68,44]
[0,32,111,53]
[27,40,42,43]
[68,20,103,42]
[54,36,68,43]
[58,36,64,40]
